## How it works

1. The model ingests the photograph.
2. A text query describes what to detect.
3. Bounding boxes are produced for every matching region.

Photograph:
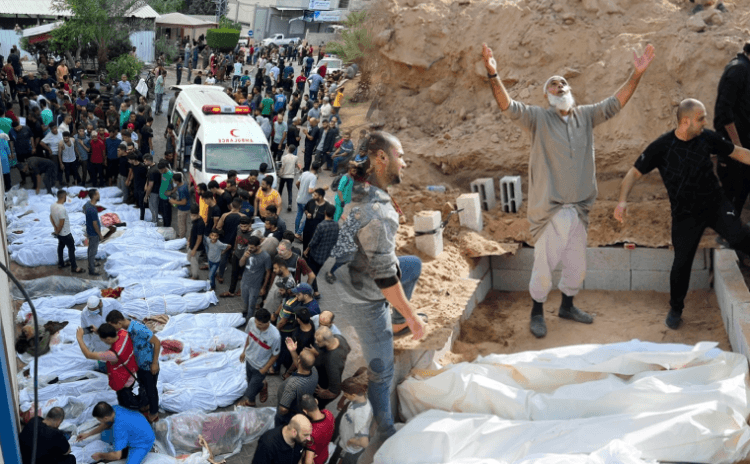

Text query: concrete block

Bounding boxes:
[493,269,532,292]
[630,269,711,292]
[587,248,631,271]
[630,248,706,271]
[493,269,561,292]
[457,193,483,232]
[583,270,630,291]
[713,249,750,310]
[469,256,490,280]
[732,303,750,359]
[414,211,443,258]
[470,177,497,212]
[492,248,544,271]
[500,175,523,213]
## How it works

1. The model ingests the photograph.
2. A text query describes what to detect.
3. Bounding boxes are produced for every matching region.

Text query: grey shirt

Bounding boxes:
[505,96,621,240]
[337,183,400,305]
[242,250,272,287]
[203,237,230,263]
[277,366,319,414]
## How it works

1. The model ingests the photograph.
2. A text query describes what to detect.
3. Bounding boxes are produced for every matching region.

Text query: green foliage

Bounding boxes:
[206,28,240,52]
[106,54,143,82]
[219,16,241,31]
[187,0,215,15]
[326,11,372,64]
[148,0,185,14]
[50,0,140,69]
[155,36,180,63]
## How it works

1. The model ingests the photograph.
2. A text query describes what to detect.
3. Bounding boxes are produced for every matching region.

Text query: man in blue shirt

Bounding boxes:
[304,55,314,78]
[78,402,155,464]
[274,89,287,116]
[283,63,294,80]
[308,72,324,102]
[83,189,104,275]
[106,310,162,423]
[117,74,132,96]
[105,130,121,186]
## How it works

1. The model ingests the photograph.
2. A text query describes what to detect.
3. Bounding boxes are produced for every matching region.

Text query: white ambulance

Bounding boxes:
[169,85,275,195]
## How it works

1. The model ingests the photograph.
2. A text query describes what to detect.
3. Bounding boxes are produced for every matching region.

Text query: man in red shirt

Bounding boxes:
[296,74,307,95]
[238,169,260,204]
[89,127,107,187]
[300,394,334,464]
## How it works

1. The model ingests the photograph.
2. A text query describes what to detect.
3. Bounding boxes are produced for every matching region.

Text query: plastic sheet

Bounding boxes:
[159,349,247,412]
[386,341,750,464]
[153,407,276,459]
[118,278,211,301]
[159,313,246,337]
[119,292,219,321]
[12,276,109,300]
[159,327,247,362]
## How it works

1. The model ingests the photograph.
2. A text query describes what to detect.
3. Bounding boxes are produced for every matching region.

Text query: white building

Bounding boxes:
[226,0,367,43]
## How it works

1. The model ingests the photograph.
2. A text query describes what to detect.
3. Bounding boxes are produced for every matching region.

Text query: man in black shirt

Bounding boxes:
[287,117,301,155]
[615,98,750,329]
[209,180,233,214]
[302,117,321,172]
[188,204,205,278]
[128,153,149,220]
[714,42,750,214]
[312,326,350,408]
[252,414,311,464]
[144,155,161,224]
[21,156,58,194]
[19,407,74,464]
[203,190,222,231]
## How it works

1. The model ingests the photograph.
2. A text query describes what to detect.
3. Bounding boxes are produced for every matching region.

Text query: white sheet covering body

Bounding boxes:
[386,341,750,464]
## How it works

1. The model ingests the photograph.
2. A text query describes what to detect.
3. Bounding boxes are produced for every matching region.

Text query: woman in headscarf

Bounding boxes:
[209,52,217,77]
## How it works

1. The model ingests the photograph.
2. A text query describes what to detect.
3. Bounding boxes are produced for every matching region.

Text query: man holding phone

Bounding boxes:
[80,296,123,372]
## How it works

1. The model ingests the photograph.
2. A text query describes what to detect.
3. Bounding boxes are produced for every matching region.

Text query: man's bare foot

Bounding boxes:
[236,397,253,407]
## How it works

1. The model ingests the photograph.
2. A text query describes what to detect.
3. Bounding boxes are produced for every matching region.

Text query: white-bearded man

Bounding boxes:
[481,42,655,338]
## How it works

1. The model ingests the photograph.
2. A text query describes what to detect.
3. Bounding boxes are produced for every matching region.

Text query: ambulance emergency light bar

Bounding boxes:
[202,105,251,115]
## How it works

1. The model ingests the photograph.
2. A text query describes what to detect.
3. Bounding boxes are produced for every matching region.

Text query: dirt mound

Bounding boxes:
[372,0,745,179]
[365,0,746,247]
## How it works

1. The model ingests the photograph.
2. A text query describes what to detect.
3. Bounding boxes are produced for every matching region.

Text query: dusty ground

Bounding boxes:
[446,289,729,364]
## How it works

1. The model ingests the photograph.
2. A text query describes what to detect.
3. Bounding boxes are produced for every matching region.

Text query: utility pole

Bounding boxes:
[215,0,227,23]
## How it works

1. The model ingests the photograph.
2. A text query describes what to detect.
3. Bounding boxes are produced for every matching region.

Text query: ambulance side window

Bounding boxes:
[192,139,203,164]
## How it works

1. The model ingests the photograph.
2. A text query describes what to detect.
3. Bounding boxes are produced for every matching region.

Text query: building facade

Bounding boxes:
[226,0,367,43]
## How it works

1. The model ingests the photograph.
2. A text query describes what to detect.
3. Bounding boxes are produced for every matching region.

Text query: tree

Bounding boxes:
[148,0,185,14]
[219,16,241,31]
[50,0,141,71]
[327,11,374,101]
[187,0,215,15]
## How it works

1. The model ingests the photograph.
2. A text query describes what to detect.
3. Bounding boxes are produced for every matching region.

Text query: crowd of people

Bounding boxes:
[12,33,428,464]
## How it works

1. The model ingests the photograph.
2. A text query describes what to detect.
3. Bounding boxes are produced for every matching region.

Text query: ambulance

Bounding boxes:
[169,85,275,196]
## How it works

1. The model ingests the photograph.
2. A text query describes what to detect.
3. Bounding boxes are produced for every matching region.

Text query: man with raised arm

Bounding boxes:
[481,42,655,338]
[615,98,750,330]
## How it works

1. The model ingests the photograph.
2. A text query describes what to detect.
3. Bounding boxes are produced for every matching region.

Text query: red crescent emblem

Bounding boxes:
[230,129,239,137]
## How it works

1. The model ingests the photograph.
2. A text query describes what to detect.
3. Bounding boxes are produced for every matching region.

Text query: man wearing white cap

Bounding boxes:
[481,42,656,338]
[81,296,123,358]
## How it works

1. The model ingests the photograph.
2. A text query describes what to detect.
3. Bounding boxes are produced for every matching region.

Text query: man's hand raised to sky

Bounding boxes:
[482,43,498,75]
[633,44,655,77]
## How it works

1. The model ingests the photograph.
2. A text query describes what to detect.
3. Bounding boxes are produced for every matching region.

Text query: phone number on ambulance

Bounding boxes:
[218,138,254,143]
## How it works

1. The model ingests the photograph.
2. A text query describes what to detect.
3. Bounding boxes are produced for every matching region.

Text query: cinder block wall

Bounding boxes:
[491,247,711,292]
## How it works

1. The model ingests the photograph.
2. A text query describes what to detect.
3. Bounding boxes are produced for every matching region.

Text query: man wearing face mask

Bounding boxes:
[481,42,656,339]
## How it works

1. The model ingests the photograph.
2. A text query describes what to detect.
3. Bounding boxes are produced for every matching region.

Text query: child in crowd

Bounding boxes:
[204,229,230,290]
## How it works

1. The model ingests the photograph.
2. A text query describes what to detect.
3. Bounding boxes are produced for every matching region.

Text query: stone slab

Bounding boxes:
[630,269,711,292]
[587,247,631,271]
[630,248,707,271]
[583,269,631,291]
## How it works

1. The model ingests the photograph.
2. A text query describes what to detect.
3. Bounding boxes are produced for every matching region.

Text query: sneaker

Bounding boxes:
[665,309,683,330]
[559,305,594,324]
[530,315,547,338]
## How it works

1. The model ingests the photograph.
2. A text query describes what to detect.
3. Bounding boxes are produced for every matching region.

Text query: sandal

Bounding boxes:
[393,313,429,337]
[259,381,268,403]
[267,367,277,376]
[217,276,224,284]
[72,267,85,273]
[325,272,336,284]
[220,292,235,298]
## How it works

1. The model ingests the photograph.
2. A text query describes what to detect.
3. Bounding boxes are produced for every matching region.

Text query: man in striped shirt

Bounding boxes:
[238,308,280,407]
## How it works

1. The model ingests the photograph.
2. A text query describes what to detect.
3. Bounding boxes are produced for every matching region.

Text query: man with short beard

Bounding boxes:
[252,414,311,464]
[481,42,656,339]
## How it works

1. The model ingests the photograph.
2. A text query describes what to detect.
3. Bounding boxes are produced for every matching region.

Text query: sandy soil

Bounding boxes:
[445,289,729,364]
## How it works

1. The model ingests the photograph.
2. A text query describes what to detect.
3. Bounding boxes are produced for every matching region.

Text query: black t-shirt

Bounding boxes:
[251,425,305,464]
[189,217,206,250]
[293,325,316,353]
[134,114,146,132]
[140,126,153,153]
[118,155,130,177]
[19,417,70,464]
[286,124,299,148]
[635,130,735,219]
[265,228,284,242]
[208,205,222,229]
[147,165,161,192]
[131,163,149,192]
[85,88,101,99]
[221,212,243,246]
[28,156,55,175]
[216,190,233,215]
[100,92,111,112]
[315,335,351,394]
